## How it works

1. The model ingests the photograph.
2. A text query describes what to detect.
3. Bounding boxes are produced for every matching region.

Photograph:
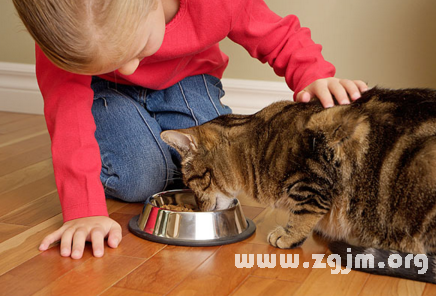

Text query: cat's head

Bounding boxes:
[161,116,247,211]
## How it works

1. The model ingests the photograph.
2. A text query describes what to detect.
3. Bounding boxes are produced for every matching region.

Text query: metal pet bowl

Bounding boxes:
[128,189,256,246]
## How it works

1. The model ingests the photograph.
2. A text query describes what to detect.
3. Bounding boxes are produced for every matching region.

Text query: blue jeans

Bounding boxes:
[91,75,231,202]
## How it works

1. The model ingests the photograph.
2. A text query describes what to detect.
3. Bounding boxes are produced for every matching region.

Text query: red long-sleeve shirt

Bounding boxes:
[36,0,335,222]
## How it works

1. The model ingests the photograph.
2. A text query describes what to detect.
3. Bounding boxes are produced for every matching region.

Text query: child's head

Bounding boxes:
[13,0,160,75]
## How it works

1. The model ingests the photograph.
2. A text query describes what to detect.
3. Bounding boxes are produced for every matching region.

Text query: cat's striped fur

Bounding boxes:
[161,87,436,282]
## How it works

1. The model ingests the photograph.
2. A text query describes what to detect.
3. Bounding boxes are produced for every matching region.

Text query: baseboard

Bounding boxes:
[221,78,293,114]
[0,62,293,115]
[0,62,44,114]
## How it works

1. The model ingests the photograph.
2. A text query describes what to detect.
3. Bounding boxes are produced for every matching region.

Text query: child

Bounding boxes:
[13,0,367,259]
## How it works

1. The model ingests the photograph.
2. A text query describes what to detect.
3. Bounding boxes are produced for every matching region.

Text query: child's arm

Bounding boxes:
[36,45,118,258]
[227,0,367,107]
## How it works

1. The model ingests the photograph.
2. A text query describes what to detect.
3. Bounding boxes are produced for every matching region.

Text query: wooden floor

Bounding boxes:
[0,110,435,296]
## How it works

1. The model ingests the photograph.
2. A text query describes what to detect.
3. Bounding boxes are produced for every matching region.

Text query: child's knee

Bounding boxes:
[102,153,177,203]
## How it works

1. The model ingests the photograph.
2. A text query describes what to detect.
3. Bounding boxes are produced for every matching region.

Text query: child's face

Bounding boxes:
[89,1,166,76]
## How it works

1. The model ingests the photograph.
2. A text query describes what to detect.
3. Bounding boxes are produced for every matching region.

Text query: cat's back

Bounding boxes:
[354,87,436,156]
[355,87,436,123]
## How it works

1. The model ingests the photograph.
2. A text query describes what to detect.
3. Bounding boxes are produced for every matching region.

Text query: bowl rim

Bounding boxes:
[149,188,241,213]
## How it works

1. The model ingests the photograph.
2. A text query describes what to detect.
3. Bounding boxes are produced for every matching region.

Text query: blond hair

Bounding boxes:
[13,0,158,74]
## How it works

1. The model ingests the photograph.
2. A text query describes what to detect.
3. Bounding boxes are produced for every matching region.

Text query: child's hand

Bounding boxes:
[295,77,368,108]
[39,216,122,259]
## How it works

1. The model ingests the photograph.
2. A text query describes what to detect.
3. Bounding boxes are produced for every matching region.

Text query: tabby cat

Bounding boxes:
[161,87,436,283]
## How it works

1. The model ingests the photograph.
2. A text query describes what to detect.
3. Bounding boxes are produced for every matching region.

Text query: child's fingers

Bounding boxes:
[295,90,311,103]
[354,80,369,93]
[90,227,106,257]
[329,81,350,105]
[314,85,334,108]
[297,78,368,108]
[339,79,361,101]
[39,227,64,251]
[71,227,88,259]
[60,228,75,257]
[107,223,122,249]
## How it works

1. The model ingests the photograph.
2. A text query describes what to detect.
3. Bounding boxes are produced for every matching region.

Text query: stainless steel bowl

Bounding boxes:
[128,189,256,246]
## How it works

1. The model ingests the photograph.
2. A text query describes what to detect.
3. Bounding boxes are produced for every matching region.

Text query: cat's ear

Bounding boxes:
[161,130,198,154]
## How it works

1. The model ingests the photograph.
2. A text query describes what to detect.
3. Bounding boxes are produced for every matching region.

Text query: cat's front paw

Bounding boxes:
[196,196,217,211]
[267,226,306,249]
